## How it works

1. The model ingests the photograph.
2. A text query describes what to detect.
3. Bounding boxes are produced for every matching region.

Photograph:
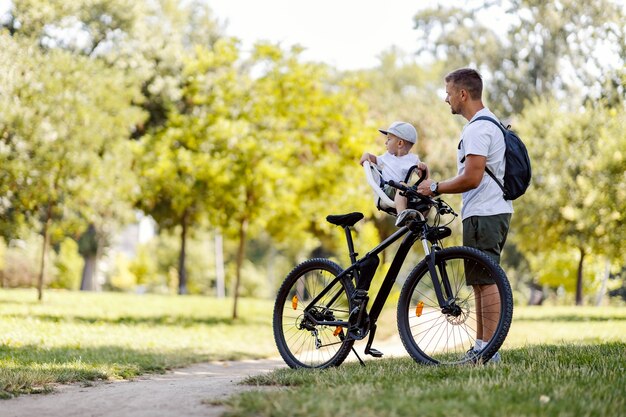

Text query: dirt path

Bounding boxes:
[2,359,285,417]
[2,337,408,417]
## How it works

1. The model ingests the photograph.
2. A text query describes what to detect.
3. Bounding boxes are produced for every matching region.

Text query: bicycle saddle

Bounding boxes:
[326,212,364,227]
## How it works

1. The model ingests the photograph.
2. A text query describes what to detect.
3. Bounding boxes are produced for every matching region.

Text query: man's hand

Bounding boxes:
[417,179,435,196]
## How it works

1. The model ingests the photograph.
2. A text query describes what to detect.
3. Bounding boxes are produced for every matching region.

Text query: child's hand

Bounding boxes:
[360,152,375,166]
[417,162,429,178]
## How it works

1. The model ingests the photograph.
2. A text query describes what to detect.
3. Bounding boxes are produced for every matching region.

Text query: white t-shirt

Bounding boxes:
[377,152,420,183]
[458,108,513,220]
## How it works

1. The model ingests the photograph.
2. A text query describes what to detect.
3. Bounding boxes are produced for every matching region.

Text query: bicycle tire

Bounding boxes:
[273,258,356,369]
[397,246,513,365]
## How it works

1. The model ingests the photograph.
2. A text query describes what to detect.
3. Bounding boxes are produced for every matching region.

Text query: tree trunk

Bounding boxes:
[595,259,611,306]
[232,217,248,319]
[575,247,585,306]
[79,224,101,291]
[178,211,189,295]
[80,255,98,291]
[214,231,225,298]
[37,205,53,301]
[528,282,544,306]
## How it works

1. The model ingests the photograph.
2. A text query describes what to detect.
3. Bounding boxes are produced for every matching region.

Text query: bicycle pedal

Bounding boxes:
[364,347,383,358]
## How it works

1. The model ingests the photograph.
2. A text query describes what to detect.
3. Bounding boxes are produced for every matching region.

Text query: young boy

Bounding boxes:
[359,121,426,226]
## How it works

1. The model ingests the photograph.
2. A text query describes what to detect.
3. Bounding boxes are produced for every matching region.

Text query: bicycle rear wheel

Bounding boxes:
[397,246,513,365]
[273,258,355,368]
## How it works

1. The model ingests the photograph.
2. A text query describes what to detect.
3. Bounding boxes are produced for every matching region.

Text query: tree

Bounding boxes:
[412,0,626,115]
[3,1,224,292]
[513,99,626,304]
[0,34,142,299]
[133,38,240,294]
[191,43,373,318]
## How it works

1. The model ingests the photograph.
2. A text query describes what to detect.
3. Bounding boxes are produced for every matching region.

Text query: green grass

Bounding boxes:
[0,288,276,398]
[2,287,625,416]
[227,343,625,417]
[226,306,626,417]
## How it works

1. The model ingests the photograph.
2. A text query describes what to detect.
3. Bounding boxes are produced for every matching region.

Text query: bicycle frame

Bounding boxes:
[302,216,456,338]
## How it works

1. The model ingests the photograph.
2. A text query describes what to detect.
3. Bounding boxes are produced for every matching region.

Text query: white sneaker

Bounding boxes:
[463,347,501,364]
[462,346,480,362]
[487,351,501,364]
[395,209,418,227]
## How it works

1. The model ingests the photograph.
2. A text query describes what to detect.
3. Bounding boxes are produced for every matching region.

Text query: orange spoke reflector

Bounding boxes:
[333,326,342,337]
[292,295,298,310]
[415,301,424,317]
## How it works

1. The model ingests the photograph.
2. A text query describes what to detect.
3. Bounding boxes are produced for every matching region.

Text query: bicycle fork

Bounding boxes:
[422,240,457,313]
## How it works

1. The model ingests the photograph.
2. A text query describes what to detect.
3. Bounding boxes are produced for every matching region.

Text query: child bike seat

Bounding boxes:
[363,161,425,215]
[363,161,395,212]
[326,212,364,227]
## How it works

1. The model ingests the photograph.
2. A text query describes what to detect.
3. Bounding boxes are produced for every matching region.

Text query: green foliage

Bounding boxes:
[7,0,143,48]
[413,0,626,115]
[108,254,137,291]
[132,38,241,233]
[1,0,623,307]
[128,244,158,287]
[511,99,625,301]
[50,238,83,290]
[0,29,144,297]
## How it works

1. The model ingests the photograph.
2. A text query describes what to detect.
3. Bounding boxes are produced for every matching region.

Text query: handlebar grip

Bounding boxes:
[387,180,408,191]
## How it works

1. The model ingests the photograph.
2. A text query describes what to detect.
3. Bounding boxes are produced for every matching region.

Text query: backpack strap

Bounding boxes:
[469,116,506,193]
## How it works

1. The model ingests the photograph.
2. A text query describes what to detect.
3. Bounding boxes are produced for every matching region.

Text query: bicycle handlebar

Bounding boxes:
[387,179,457,217]
[387,180,436,205]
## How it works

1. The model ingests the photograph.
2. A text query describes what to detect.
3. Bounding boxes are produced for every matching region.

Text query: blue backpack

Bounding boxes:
[470,116,532,201]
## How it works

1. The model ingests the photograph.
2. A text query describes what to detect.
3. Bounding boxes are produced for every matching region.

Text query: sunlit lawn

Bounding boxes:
[0,288,275,398]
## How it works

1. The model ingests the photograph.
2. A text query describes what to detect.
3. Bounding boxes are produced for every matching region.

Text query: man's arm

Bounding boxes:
[416,154,486,196]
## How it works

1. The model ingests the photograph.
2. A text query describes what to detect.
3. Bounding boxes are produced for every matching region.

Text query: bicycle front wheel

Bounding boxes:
[397,246,513,365]
[273,258,355,369]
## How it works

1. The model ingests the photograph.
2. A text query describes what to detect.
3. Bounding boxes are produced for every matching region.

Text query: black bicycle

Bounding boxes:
[273,174,513,368]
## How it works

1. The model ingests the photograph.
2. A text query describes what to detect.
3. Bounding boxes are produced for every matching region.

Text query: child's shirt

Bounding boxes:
[377,152,420,183]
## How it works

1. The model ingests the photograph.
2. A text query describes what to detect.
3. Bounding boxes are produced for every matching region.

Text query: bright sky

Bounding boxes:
[206,0,425,70]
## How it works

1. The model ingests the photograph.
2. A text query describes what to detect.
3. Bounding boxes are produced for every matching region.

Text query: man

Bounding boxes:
[416,68,512,363]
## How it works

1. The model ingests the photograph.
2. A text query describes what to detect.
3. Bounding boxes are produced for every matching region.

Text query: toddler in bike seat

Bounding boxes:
[360,121,427,226]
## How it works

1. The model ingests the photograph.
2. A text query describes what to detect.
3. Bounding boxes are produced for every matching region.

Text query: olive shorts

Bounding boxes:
[382,184,396,199]
[462,213,511,285]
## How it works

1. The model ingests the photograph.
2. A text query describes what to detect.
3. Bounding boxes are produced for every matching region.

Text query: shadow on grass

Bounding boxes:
[0,343,256,399]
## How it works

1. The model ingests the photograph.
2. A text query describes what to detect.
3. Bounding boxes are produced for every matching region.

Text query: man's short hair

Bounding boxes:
[445,68,483,100]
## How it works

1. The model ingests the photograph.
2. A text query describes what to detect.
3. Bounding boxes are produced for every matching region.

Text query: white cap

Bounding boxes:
[378,121,417,144]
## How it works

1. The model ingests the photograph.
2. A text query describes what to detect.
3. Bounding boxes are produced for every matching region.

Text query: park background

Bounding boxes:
[1,0,625,410]
[1,0,624,311]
